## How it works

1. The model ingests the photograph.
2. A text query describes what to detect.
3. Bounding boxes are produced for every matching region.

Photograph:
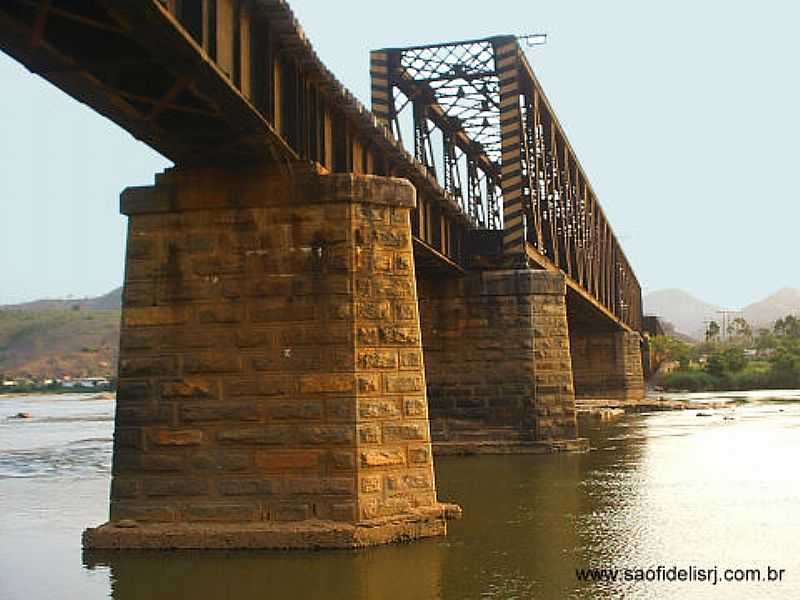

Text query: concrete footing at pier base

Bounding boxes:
[432,438,589,456]
[83,504,461,550]
[83,165,458,550]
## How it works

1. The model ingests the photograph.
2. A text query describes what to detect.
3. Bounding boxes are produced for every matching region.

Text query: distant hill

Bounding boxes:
[0,289,121,378]
[644,289,719,338]
[645,287,800,339]
[743,288,800,329]
[5,287,121,312]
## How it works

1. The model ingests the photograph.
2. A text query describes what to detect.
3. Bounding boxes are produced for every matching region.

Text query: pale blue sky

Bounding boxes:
[1,0,798,308]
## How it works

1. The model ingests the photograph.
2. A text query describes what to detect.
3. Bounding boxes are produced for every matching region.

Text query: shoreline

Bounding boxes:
[0,391,115,399]
[576,395,739,420]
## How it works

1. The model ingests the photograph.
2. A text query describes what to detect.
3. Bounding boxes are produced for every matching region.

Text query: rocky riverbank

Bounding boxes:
[576,394,730,420]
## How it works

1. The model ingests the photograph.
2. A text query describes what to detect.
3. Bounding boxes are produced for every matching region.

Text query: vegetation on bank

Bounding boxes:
[651,315,800,392]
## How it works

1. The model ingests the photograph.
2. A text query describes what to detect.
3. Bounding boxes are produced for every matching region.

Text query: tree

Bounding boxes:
[706,347,746,377]
[649,335,695,370]
[775,315,800,339]
[727,317,752,344]
[769,350,800,387]
[706,320,720,342]
[754,328,776,357]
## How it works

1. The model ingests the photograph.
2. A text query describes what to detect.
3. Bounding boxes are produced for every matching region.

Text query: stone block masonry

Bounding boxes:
[83,165,459,550]
[418,269,585,454]
[570,330,645,402]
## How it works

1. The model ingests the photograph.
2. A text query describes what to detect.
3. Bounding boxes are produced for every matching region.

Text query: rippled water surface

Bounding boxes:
[1,391,800,599]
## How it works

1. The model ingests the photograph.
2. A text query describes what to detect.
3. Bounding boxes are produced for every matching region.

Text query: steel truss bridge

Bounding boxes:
[0,0,642,332]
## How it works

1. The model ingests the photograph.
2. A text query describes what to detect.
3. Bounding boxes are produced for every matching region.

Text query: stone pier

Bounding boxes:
[569,330,645,403]
[418,269,585,454]
[83,165,458,550]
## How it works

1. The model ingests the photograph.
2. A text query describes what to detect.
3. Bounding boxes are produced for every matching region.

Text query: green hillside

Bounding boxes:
[0,308,120,378]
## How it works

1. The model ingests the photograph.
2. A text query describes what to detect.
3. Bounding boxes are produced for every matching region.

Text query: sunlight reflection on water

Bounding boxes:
[1,391,799,599]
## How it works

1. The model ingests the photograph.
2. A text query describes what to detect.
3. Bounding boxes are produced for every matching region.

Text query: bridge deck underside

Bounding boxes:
[524,242,632,334]
[0,1,289,164]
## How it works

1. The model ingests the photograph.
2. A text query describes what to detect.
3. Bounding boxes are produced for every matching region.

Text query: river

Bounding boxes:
[1,391,799,599]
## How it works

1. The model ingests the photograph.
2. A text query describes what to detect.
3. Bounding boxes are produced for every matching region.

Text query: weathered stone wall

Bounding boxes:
[418,269,578,449]
[570,330,645,402]
[102,165,447,543]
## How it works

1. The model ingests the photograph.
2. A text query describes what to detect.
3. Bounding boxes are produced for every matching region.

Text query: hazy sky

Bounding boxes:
[1,0,798,308]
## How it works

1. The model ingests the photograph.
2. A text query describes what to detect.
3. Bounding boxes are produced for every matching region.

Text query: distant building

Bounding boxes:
[80,377,111,388]
[62,377,109,389]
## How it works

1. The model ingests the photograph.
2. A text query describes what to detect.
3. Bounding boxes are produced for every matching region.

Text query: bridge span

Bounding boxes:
[0,0,646,549]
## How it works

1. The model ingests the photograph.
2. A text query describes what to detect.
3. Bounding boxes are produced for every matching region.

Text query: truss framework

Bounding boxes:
[372,38,503,231]
[372,36,641,330]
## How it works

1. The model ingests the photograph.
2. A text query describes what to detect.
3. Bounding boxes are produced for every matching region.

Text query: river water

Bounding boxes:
[1,391,799,599]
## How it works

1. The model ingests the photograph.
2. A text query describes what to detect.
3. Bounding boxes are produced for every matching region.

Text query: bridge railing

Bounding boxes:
[504,38,642,331]
[158,0,475,269]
